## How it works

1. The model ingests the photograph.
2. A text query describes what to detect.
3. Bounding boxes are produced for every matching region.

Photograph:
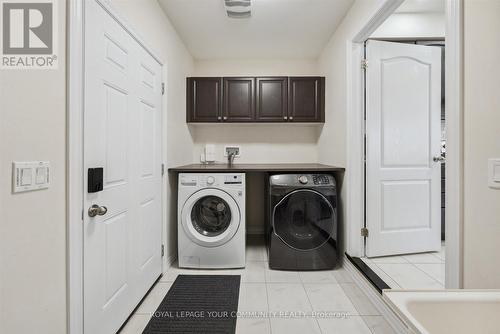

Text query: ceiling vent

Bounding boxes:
[224,0,251,18]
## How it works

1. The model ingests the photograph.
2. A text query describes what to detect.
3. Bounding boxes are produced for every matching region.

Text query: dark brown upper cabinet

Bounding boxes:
[223,77,255,122]
[288,77,325,122]
[256,77,288,122]
[186,77,222,122]
[186,76,324,123]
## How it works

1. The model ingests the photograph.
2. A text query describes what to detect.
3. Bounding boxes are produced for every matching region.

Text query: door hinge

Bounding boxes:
[161,244,165,257]
[161,82,165,95]
[361,227,369,237]
[161,163,165,176]
[361,59,368,70]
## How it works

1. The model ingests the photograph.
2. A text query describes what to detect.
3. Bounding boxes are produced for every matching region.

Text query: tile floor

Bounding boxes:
[119,236,396,334]
[360,242,445,289]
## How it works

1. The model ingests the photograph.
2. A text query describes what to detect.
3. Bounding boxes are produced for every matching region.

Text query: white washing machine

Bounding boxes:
[178,173,246,269]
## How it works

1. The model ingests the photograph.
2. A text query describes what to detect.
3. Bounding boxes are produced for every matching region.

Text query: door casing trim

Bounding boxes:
[68,1,165,333]
[345,0,463,288]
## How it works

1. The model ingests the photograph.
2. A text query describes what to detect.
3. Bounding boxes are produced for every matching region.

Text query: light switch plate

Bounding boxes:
[488,159,500,189]
[21,168,32,186]
[12,161,50,193]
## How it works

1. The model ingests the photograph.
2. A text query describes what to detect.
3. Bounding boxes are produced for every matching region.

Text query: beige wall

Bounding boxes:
[463,0,500,288]
[0,2,67,334]
[317,0,386,254]
[371,12,445,39]
[194,59,319,77]
[317,0,385,168]
[110,0,195,264]
[191,124,320,164]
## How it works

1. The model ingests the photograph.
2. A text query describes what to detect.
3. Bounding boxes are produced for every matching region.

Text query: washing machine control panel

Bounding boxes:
[180,173,245,187]
[180,175,197,186]
[224,174,243,184]
[206,176,215,185]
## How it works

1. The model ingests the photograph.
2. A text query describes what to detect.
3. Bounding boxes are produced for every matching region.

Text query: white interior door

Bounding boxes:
[83,1,163,333]
[365,40,442,257]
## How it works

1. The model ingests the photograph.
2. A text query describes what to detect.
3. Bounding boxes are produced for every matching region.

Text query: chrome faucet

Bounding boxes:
[227,152,236,166]
[225,147,239,166]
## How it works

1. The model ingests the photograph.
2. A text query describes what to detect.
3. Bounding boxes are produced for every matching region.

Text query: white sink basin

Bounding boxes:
[383,289,500,334]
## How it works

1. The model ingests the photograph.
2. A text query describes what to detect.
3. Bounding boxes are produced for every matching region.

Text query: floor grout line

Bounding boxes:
[361,259,403,289]
[430,252,445,261]
[300,277,323,334]
[410,262,445,287]
[369,262,405,289]
[363,252,446,289]
[263,276,273,334]
[339,282,367,317]
[133,240,402,334]
[359,315,378,334]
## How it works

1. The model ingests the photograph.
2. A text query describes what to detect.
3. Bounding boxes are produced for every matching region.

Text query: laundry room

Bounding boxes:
[3,1,500,334]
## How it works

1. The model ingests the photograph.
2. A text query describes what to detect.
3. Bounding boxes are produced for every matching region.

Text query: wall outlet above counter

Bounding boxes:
[200,144,242,164]
[224,146,240,157]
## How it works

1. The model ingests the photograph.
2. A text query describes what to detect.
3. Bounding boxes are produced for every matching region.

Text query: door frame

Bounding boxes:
[345,0,463,288]
[67,1,165,333]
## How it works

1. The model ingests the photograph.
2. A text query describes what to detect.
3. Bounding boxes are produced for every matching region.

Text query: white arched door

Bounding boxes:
[365,40,442,257]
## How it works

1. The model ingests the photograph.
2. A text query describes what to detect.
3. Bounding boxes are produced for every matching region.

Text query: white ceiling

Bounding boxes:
[158,0,354,60]
[395,0,445,13]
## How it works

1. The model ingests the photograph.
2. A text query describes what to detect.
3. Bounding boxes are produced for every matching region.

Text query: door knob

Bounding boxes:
[88,204,108,217]
[433,155,446,163]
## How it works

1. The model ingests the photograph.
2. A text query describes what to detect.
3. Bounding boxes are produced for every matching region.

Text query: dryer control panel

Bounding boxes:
[270,174,335,187]
[313,175,331,185]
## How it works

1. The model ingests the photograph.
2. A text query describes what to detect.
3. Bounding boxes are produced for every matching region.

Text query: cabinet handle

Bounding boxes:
[283,116,288,120]
[223,116,228,120]
[289,116,294,121]
[217,116,222,121]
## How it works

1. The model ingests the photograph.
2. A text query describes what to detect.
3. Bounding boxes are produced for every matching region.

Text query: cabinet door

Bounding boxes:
[223,77,255,122]
[187,77,222,122]
[256,77,288,122]
[288,77,325,122]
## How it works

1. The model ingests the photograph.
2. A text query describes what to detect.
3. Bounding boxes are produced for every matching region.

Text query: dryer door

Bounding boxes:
[273,189,334,250]
[181,188,241,247]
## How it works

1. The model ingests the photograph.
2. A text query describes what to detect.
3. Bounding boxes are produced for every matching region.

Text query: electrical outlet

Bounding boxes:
[224,145,240,157]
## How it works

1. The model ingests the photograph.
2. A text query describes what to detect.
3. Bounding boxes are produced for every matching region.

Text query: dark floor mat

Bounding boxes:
[142,275,241,334]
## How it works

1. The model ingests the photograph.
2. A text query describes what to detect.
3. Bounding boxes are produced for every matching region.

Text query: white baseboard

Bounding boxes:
[343,256,408,334]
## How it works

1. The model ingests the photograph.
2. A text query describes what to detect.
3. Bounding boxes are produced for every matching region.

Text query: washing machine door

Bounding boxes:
[181,188,241,247]
[273,189,334,250]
